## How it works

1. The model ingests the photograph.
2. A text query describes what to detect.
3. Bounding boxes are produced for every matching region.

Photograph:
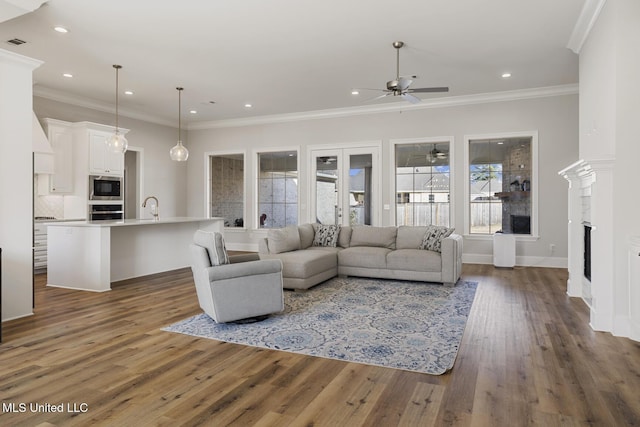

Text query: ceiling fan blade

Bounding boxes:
[408,87,449,93]
[398,77,413,91]
[401,93,421,104]
[355,87,388,92]
[362,92,391,103]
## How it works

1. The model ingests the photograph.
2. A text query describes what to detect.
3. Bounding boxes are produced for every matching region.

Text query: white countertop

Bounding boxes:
[45,217,224,228]
[35,218,86,223]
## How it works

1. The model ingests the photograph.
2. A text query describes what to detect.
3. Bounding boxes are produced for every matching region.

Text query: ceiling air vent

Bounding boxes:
[7,38,27,46]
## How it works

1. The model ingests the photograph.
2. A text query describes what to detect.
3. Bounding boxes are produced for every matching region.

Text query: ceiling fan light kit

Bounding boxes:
[105,65,129,154]
[170,87,189,162]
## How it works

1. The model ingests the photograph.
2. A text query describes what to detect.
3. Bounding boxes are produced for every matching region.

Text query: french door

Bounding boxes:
[310,146,380,226]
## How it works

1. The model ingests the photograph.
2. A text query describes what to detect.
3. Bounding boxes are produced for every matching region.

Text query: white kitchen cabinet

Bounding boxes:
[89,130,124,176]
[46,121,74,193]
[34,223,48,271]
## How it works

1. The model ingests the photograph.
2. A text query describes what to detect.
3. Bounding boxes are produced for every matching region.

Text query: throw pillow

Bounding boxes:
[267,225,301,254]
[312,224,341,247]
[298,223,315,249]
[337,226,352,248]
[194,230,230,266]
[350,226,397,249]
[419,225,455,253]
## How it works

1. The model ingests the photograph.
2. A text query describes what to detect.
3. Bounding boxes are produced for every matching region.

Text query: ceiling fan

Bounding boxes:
[363,41,449,104]
[318,156,337,165]
[428,144,448,163]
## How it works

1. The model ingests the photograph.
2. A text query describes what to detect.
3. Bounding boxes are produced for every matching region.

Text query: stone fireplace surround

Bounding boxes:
[559,159,615,333]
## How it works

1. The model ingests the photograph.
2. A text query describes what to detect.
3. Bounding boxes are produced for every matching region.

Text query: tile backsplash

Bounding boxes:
[34,178,64,219]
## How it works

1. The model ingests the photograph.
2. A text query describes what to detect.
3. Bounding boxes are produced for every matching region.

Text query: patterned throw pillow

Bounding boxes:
[312,224,341,247]
[419,225,454,253]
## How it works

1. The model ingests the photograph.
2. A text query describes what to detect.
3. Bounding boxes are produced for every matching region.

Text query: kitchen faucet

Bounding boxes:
[142,196,159,220]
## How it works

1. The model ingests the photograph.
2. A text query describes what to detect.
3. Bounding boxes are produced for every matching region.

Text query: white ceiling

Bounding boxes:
[0,0,585,126]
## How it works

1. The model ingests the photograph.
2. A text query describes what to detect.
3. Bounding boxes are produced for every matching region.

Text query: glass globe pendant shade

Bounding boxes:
[169,140,189,161]
[105,132,128,154]
[170,87,189,161]
[106,64,128,154]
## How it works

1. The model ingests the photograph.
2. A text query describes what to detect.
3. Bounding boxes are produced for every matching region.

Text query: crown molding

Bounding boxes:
[0,48,43,69]
[0,0,47,23]
[567,0,607,54]
[33,83,579,131]
[32,85,176,127]
[188,84,579,130]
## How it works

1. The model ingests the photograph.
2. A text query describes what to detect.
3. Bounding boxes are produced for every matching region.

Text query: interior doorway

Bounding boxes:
[124,147,144,219]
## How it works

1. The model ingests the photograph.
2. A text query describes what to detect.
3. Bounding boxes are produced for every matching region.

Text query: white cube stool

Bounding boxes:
[493,233,516,268]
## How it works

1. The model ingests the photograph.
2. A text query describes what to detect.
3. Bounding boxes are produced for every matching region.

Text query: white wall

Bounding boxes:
[0,50,41,321]
[187,94,579,264]
[580,0,640,337]
[33,97,188,218]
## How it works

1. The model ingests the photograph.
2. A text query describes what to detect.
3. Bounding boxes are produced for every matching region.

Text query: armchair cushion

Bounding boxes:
[194,230,229,266]
[207,259,282,281]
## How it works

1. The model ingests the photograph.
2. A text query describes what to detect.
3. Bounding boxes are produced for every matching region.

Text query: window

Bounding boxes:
[394,142,451,226]
[466,134,535,236]
[210,153,244,228]
[257,151,298,228]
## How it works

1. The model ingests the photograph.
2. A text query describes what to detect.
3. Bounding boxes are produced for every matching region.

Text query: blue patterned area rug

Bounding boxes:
[163,277,478,375]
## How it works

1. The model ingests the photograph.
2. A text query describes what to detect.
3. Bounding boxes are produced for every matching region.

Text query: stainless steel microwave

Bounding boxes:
[89,175,123,201]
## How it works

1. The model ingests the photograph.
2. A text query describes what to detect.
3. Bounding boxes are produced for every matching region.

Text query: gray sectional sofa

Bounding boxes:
[258,223,463,290]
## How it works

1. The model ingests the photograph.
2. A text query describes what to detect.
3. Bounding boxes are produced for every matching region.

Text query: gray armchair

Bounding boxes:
[190,230,284,323]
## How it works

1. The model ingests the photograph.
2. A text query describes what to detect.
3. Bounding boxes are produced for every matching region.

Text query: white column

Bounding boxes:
[588,160,615,332]
[0,49,42,321]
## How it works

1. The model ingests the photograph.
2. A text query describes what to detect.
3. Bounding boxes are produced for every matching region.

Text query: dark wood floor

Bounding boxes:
[1,265,639,426]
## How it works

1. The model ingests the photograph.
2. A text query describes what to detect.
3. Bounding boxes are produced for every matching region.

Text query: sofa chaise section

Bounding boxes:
[258,224,344,290]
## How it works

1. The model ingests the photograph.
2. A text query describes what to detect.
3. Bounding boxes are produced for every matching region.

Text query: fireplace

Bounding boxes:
[511,215,531,234]
[559,159,615,333]
[583,224,591,281]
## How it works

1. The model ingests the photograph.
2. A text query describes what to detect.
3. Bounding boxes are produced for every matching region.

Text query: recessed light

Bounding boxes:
[54,26,69,33]
[244,103,252,108]
[501,72,512,78]
[189,110,197,114]
[351,90,359,95]
[63,73,73,78]
[124,90,133,95]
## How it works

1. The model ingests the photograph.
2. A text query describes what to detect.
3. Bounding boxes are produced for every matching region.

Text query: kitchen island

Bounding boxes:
[47,217,224,292]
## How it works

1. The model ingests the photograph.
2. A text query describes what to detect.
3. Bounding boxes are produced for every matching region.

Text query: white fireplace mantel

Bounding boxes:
[559,158,615,332]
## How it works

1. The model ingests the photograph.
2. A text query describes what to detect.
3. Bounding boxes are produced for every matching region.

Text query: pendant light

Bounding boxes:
[105,64,128,153]
[169,87,189,161]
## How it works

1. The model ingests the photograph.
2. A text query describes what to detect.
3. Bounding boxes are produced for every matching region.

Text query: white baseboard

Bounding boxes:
[462,253,568,268]
[2,311,34,322]
[613,314,633,339]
